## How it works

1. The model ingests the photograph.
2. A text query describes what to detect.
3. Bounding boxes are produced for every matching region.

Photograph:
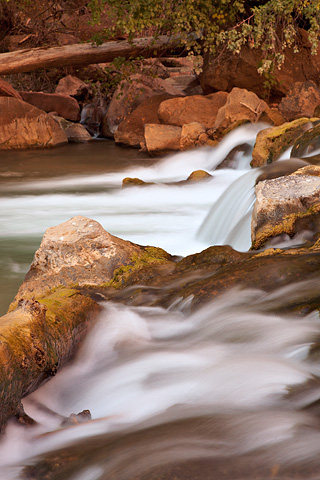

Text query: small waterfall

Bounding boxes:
[197,158,311,252]
[197,169,261,251]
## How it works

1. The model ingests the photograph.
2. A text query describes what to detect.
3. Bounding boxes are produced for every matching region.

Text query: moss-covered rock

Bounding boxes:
[290,122,320,158]
[251,118,317,167]
[251,175,320,249]
[0,289,100,429]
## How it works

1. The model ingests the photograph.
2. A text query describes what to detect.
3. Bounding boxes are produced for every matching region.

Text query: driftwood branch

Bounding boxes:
[0,35,182,76]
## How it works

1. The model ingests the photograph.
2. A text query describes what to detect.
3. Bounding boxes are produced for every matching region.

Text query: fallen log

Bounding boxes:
[0,35,182,76]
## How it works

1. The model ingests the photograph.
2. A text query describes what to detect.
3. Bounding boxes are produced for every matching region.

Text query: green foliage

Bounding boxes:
[88,0,320,73]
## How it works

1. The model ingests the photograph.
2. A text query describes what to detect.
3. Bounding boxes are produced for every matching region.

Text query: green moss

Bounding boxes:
[103,246,173,289]
[251,118,318,167]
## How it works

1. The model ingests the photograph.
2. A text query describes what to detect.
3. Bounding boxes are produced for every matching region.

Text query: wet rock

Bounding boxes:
[186,170,212,182]
[214,88,270,131]
[61,409,91,427]
[251,118,315,167]
[255,158,310,183]
[15,216,173,299]
[291,165,320,177]
[144,124,182,156]
[278,81,320,121]
[55,75,90,99]
[114,93,173,148]
[180,122,206,150]
[251,175,320,249]
[0,292,99,430]
[102,74,183,137]
[81,98,108,137]
[158,92,228,128]
[216,143,252,169]
[122,177,154,187]
[0,77,22,100]
[0,97,68,149]
[290,122,320,158]
[20,91,80,122]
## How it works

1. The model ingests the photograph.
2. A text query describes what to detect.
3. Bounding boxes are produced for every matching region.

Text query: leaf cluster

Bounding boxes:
[88,0,320,73]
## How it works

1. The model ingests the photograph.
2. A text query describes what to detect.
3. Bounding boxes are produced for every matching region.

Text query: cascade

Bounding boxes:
[0,126,318,480]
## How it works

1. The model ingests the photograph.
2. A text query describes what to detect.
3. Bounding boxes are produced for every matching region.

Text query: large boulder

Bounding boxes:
[157,91,228,128]
[102,74,183,137]
[0,77,22,100]
[251,118,315,167]
[55,75,90,99]
[251,174,320,249]
[114,93,173,148]
[0,97,68,149]
[20,91,80,122]
[200,33,320,98]
[144,124,182,156]
[278,81,320,121]
[15,216,173,299]
[213,87,270,131]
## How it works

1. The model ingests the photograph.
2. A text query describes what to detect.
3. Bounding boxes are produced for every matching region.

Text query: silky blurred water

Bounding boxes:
[0,125,263,315]
[1,125,319,480]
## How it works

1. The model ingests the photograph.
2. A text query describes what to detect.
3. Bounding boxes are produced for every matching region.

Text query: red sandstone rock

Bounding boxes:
[144,124,182,156]
[55,75,90,98]
[114,93,173,147]
[0,77,22,100]
[158,92,228,128]
[102,74,183,137]
[0,97,68,149]
[20,91,80,121]
[278,81,320,121]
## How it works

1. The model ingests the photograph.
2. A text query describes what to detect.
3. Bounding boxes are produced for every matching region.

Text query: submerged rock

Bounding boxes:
[251,175,320,249]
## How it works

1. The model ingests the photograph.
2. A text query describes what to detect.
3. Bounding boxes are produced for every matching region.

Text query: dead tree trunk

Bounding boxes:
[0,35,182,76]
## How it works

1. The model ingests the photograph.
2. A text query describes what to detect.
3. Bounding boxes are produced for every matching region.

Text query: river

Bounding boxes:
[1,125,320,479]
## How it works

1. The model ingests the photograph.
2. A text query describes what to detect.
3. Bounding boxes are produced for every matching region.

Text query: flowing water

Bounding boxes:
[1,125,320,479]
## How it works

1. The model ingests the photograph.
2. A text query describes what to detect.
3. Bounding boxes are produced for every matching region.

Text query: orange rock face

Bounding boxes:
[0,97,68,149]
[158,91,228,128]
